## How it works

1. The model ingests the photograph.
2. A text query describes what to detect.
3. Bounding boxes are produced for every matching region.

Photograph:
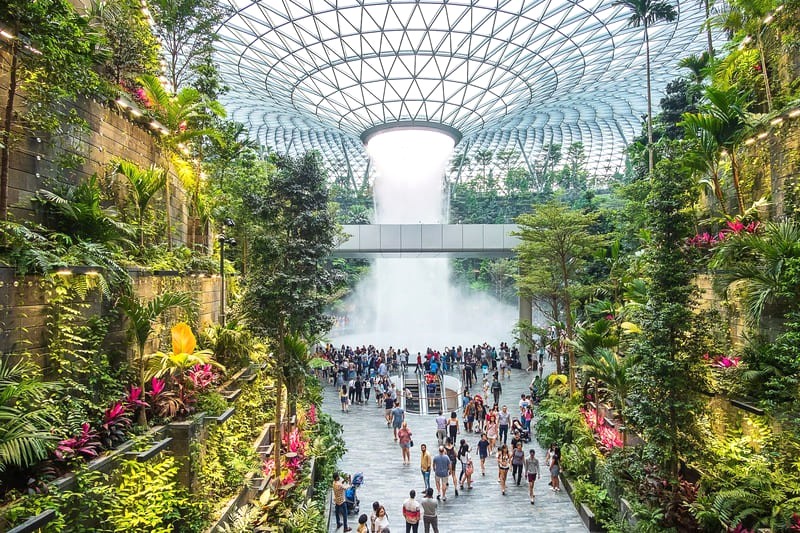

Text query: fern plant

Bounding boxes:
[0,357,60,473]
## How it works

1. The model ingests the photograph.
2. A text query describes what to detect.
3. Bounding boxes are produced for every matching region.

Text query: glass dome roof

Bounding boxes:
[214,0,713,181]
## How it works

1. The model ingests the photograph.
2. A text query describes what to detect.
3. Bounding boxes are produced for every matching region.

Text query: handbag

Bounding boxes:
[410,440,414,447]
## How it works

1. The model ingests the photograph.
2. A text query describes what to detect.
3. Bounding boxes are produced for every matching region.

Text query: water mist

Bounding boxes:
[331,128,517,352]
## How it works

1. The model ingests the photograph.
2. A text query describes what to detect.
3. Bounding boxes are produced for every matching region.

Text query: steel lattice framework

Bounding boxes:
[214,0,714,182]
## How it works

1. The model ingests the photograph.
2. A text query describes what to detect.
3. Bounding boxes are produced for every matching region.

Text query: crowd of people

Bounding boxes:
[329,340,568,533]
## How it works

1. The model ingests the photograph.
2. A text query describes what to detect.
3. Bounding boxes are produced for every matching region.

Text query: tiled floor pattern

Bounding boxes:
[324,361,588,532]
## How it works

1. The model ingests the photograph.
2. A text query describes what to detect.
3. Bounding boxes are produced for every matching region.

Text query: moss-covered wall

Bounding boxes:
[740,114,800,221]
[0,267,222,359]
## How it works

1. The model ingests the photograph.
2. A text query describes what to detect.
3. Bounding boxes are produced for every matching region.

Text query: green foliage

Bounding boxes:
[572,479,617,527]
[89,0,161,85]
[33,175,134,248]
[712,220,800,325]
[739,314,800,409]
[43,276,128,436]
[200,321,259,370]
[112,160,167,249]
[192,370,274,510]
[0,357,59,475]
[148,0,230,92]
[626,149,705,474]
[0,0,104,218]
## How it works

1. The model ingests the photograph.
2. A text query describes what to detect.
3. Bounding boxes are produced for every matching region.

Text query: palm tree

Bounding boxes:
[579,348,640,435]
[711,220,800,326]
[119,291,195,426]
[137,74,224,249]
[113,160,167,248]
[613,0,678,174]
[0,357,60,472]
[681,87,751,214]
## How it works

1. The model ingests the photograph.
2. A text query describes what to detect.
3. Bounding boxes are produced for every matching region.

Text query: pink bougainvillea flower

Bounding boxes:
[308,404,317,425]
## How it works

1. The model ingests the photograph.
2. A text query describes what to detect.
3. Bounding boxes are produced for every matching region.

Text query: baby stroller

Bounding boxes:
[345,472,364,515]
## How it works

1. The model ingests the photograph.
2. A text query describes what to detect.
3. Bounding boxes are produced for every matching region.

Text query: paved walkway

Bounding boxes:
[324,360,588,532]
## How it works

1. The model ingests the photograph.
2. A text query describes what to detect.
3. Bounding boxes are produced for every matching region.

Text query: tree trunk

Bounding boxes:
[273,320,286,483]
[645,23,654,175]
[1,40,19,221]
[729,150,745,214]
[704,0,714,58]
[164,163,173,251]
[561,259,576,395]
[756,34,773,112]
[138,345,148,427]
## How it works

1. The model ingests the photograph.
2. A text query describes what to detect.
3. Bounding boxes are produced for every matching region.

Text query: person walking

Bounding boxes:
[476,433,490,475]
[511,441,526,486]
[498,405,511,446]
[444,438,459,496]
[420,443,432,491]
[434,411,447,446]
[432,446,451,501]
[392,401,405,441]
[402,490,421,533]
[457,440,473,490]
[333,473,352,531]
[497,444,511,495]
[526,449,541,504]
[420,488,439,533]
[447,411,459,444]
[398,421,413,465]
[340,385,350,413]
[486,414,498,456]
[491,376,502,405]
[364,376,372,403]
[550,446,562,492]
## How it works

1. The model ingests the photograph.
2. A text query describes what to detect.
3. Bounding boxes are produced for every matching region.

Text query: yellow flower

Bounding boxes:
[171,322,196,355]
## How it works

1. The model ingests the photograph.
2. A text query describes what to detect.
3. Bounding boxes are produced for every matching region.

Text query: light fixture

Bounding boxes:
[129,108,142,117]
[116,98,129,108]
[757,132,769,139]
[744,138,756,145]
[763,14,774,24]
[0,30,14,40]
[770,117,783,126]
[56,269,73,276]
[789,109,800,118]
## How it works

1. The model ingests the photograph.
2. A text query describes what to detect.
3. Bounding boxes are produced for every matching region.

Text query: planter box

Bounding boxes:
[561,475,606,533]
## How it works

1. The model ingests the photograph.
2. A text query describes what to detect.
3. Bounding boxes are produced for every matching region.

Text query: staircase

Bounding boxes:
[405,376,421,414]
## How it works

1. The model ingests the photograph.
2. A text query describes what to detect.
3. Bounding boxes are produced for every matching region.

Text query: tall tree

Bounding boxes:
[515,202,606,392]
[0,0,101,219]
[627,148,704,476]
[613,0,678,174]
[242,151,341,477]
[148,0,229,92]
[89,0,160,85]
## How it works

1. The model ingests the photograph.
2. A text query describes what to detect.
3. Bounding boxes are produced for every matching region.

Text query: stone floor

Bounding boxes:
[324,359,588,532]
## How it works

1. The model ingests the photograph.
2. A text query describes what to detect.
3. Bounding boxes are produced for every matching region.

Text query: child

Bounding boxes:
[482,377,490,398]
[357,513,368,533]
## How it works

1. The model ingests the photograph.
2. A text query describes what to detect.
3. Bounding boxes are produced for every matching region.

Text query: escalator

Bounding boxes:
[405,377,421,414]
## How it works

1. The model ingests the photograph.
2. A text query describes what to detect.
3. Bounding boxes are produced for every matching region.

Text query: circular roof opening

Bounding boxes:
[360,121,462,146]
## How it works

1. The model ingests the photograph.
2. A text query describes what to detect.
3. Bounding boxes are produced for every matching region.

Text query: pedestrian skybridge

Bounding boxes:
[334,224,520,258]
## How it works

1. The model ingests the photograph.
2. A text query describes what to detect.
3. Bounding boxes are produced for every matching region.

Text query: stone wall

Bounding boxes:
[0,267,222,362]
[0,48,189,243]
[740,111,800,221]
